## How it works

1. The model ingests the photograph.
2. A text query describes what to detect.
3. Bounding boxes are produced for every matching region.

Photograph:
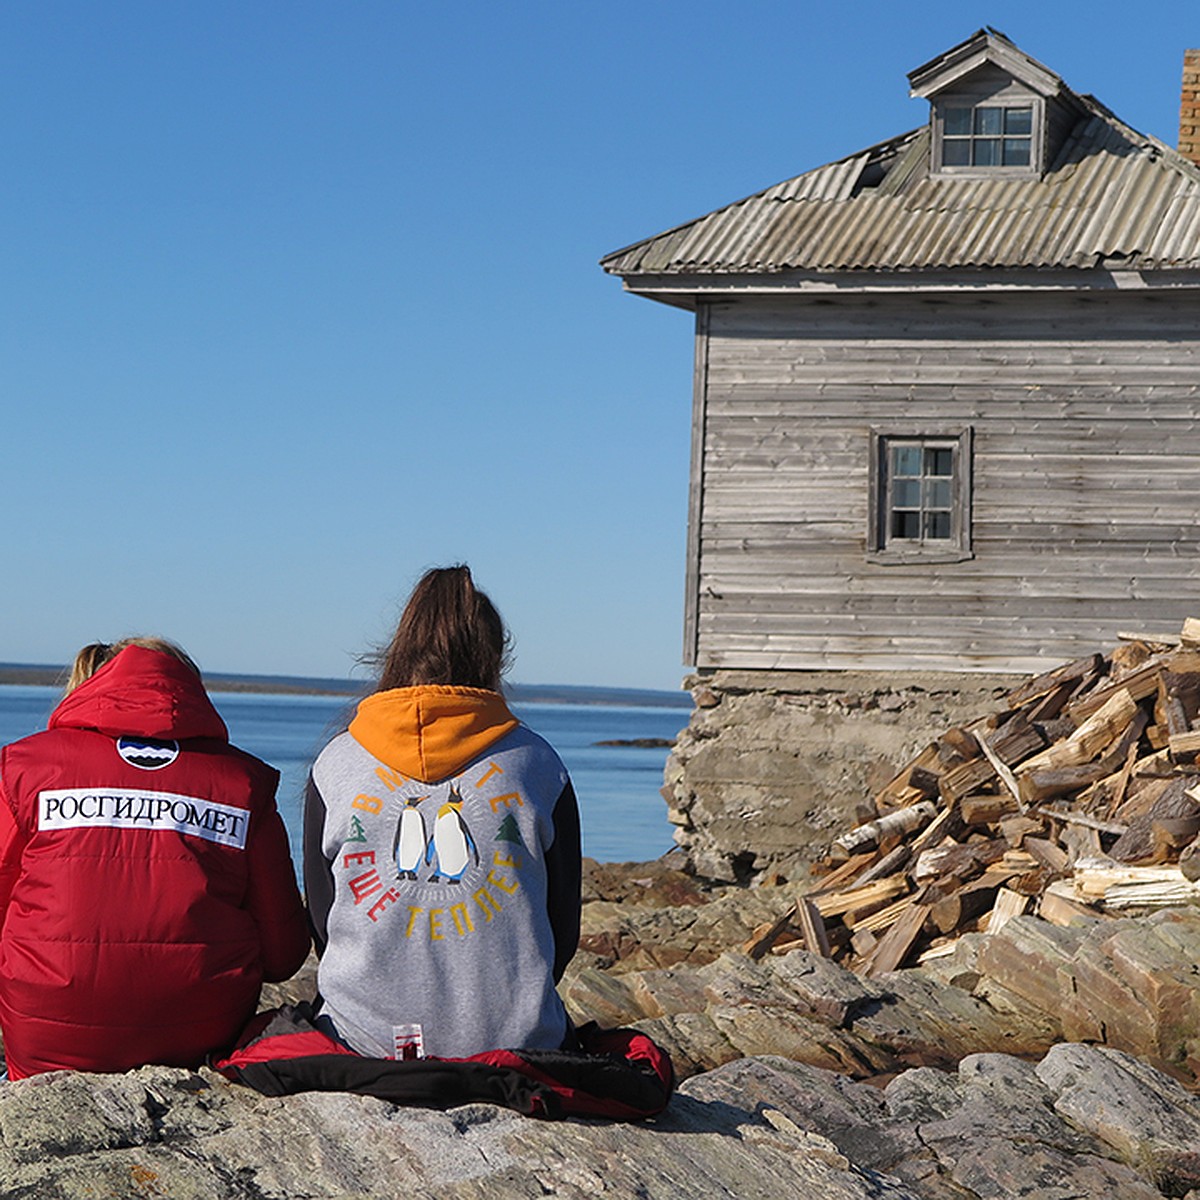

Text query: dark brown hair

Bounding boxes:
[377,565,510,693]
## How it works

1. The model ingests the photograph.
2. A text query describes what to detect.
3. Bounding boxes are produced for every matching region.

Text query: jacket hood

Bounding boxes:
[349,685,519,783]
[48,645,229,742]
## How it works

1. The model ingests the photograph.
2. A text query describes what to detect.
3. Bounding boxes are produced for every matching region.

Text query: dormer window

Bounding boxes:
[910,31,1062,179]
[941,104,1033,166]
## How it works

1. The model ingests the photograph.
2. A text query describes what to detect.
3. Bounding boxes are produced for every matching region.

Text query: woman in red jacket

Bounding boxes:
[0,637,310,1078]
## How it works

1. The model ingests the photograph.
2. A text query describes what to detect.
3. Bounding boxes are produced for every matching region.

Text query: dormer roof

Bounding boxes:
[601,34,1200,291]
[908,27,1063,100]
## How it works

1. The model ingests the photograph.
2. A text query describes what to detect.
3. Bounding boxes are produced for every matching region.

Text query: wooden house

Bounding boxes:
[603,30,1200,676]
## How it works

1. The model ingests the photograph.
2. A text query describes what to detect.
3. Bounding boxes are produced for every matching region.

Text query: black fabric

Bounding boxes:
[219,1006,673,1121]
[237,1053,562,1117]
[545,780,582,981]
[301,774,333,954]
[515,1037,673,1115]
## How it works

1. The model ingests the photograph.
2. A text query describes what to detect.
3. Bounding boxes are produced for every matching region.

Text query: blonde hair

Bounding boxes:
[64,637,201,695]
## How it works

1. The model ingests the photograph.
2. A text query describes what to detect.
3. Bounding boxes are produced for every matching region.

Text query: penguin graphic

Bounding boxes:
[392,796,428,881]
[425,784,479,884]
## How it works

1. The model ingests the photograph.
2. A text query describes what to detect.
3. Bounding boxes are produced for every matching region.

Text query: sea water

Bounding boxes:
[0,685,688,864]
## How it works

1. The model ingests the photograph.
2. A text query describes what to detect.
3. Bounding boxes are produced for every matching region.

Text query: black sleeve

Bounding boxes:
[302,773,334,957]
[544,779,582,982]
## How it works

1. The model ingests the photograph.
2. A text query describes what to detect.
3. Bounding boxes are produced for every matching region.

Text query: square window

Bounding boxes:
[869,429,973,561]
[938,103,1035,172]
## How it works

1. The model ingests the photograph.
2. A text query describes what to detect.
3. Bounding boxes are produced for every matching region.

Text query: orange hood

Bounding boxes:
[348,685,519,784]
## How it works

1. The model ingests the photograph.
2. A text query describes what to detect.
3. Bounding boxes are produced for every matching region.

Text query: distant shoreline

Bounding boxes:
[0,663,692,709]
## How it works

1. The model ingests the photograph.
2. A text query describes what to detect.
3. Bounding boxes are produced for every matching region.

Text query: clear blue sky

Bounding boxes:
[2,1,1196,690]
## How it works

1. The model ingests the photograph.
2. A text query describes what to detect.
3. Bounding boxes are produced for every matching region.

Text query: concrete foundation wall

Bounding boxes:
[663,668,1023,882]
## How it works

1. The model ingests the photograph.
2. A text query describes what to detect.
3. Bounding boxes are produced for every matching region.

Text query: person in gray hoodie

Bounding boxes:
[303,566,581,1060]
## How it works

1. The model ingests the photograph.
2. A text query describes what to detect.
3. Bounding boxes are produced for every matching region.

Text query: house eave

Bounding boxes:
[618,266,1200,308]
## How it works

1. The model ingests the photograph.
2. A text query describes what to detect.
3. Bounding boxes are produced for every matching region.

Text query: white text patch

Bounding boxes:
[38,788,249,849]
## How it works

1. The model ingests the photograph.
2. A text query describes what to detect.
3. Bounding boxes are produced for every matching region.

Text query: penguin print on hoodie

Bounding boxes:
[425,784,479,884]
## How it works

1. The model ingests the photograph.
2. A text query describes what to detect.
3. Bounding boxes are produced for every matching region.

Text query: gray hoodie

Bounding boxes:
[303,685,580,1059]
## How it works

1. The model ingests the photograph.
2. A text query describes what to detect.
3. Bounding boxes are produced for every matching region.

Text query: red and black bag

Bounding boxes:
[214,1005,674,1122]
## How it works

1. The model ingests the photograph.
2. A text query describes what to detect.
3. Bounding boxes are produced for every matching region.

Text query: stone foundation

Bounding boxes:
[663,669,1024,883]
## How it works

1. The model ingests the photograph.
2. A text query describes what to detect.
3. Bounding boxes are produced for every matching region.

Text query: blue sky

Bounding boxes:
[2,1,1196,690]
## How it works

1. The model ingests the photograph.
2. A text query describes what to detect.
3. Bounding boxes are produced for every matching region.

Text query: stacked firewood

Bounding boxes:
[744,619,1200,976]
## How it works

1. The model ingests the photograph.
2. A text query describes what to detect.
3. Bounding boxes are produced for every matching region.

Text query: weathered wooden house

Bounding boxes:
[604,30,1200,677]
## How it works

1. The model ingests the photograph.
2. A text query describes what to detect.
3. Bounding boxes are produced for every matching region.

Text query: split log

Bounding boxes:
[1072,864,1200,910]
[937,727,980,765]
[984,712,1047,767]
[809,853,877,894]
[984,887,1029,935]
[741,904,798,960]
[1069,653,1200,720]
[843,893,919,933]
[811,876,909,920]
[1036,807,1128,837]
[939,757,996,802]
[1007,653,1104,707]
[1023,680,1076,724]
[928,868,1011,935]
[794,897,831,958]
[860,898,930,976]
[1038,881,1100,926]
[960,792,1019,827]
[1168,730,1200,761]
[1018,689,1138,775]
[872,744,942,809]
[998,815,1045,847]
[846,844,910,888]
[972,722,1024,809]
[1024,837,1070,874]
[912,837,1007,883]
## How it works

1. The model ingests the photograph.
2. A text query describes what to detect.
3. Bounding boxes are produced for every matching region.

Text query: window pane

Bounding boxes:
[924,511,952,539]
[892,511,920,539]
[925,447,953,476]
[1004,107,1032,135]
[892,445,922,476]
[974,107,1003,135]
[1003,138,1031,166]
[893,479,922,508]
[942,139,970,166]
[973,138,1000,166]
[944,107,972,136]
[926,479,952,510]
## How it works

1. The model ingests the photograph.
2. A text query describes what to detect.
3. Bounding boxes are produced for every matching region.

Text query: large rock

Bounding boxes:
[4,1045,1199,1198]
[567,894,1200,1091]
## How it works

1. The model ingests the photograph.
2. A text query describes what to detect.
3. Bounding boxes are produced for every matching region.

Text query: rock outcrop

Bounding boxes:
[568,869,1200,1090]
[4,1043,1200,1198]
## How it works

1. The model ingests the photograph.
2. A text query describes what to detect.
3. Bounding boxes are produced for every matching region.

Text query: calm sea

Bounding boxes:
[0,686,688,864]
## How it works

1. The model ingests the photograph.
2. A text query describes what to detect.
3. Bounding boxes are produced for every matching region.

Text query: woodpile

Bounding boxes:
[744,620,1200,975]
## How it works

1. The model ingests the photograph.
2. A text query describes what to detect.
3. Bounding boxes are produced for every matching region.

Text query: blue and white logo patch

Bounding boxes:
[117,736,180,771]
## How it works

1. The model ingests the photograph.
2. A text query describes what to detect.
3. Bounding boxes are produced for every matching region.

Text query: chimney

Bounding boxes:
[1181,49,1200,166]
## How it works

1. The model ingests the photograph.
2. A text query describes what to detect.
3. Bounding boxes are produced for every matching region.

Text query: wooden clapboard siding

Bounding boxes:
[691,290,1200,670]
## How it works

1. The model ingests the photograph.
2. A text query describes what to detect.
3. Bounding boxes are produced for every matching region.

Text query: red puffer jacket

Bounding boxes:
[0,646,310,1079]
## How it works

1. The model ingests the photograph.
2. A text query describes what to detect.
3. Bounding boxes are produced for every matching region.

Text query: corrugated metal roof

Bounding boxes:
[601,96,1200,278]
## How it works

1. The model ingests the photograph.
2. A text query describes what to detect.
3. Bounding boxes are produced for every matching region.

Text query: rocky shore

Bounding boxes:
[6,855,1200,1198]
[10,632,1200,1197]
